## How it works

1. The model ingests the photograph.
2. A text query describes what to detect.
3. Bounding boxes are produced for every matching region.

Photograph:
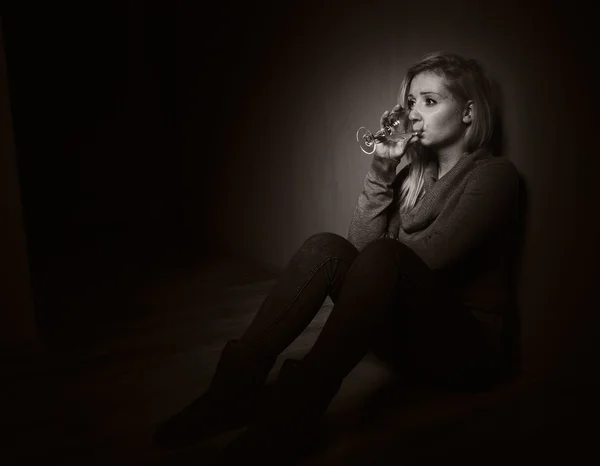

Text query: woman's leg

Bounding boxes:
[304,237,505,389]
[239,232,359,358]
[300,237,427,378]
[153,232,358,449]
[220,238,506,463]
[219,238,425,463]
[219,238,505,464]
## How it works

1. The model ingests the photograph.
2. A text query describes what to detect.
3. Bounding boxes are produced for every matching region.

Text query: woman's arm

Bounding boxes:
[347,156,407,251]
[408,159,520,271]
[347,105,417,251]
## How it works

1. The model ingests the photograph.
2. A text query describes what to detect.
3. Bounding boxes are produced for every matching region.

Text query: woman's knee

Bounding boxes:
[300,232,358,263]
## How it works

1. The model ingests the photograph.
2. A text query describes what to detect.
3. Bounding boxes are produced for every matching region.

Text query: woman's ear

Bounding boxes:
[462,100,474,124]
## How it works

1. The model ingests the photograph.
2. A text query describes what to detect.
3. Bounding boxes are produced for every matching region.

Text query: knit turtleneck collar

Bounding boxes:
[400,147,491,233]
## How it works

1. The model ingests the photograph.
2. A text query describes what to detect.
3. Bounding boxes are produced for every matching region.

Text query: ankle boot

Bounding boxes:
[217,358,343,465]
[152,339,276,449]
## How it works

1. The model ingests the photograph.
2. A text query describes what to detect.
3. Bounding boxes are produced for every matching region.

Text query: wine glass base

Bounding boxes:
[356,127,377,155]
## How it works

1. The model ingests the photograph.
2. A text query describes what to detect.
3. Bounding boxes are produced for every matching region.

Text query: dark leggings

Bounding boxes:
[239,233,506,390]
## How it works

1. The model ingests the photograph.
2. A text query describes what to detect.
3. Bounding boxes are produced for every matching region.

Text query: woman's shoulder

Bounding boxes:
[471,152,519,181]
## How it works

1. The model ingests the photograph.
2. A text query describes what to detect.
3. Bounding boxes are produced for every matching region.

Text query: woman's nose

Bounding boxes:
[408,108,420,122]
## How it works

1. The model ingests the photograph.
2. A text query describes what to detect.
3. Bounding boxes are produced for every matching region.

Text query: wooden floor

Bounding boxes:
[3,254,597,465]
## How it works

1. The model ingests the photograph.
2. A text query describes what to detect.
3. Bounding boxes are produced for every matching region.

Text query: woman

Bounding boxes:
[152,52,521,463]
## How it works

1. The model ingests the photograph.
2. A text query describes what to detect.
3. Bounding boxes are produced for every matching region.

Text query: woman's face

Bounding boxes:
[405,71,469,151]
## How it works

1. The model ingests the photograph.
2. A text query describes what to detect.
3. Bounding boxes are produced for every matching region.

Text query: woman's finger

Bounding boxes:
[380,110,390,129]
[405,133,419,148]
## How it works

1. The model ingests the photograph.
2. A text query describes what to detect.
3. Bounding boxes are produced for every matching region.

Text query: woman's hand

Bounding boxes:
[374,104,419,160]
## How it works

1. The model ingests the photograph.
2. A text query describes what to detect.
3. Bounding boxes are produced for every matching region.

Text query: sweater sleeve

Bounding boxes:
[407,160,520,271]
[347,155,405,251]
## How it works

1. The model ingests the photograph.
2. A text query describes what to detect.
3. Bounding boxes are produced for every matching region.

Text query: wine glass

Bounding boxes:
[356,108,419,155]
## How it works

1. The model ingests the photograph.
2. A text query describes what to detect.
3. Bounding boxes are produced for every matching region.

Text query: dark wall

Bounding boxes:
[2,1,295,345]
[2,2,219,344]
[0,19,36,346]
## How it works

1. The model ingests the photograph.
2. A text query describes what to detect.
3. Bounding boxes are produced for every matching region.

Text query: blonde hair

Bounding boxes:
[397,52,498,214]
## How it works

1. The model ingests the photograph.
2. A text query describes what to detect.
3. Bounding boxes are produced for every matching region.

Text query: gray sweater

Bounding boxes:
[347,147,520,319]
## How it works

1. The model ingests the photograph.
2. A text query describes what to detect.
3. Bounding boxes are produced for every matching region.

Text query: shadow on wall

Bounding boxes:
[505,174,529,379]
[491,76,529,379]
[490,77,507,159]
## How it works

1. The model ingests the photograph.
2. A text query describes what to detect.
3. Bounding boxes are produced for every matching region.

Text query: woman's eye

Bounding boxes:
[407,100,415,108]
[425,98,437,106]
